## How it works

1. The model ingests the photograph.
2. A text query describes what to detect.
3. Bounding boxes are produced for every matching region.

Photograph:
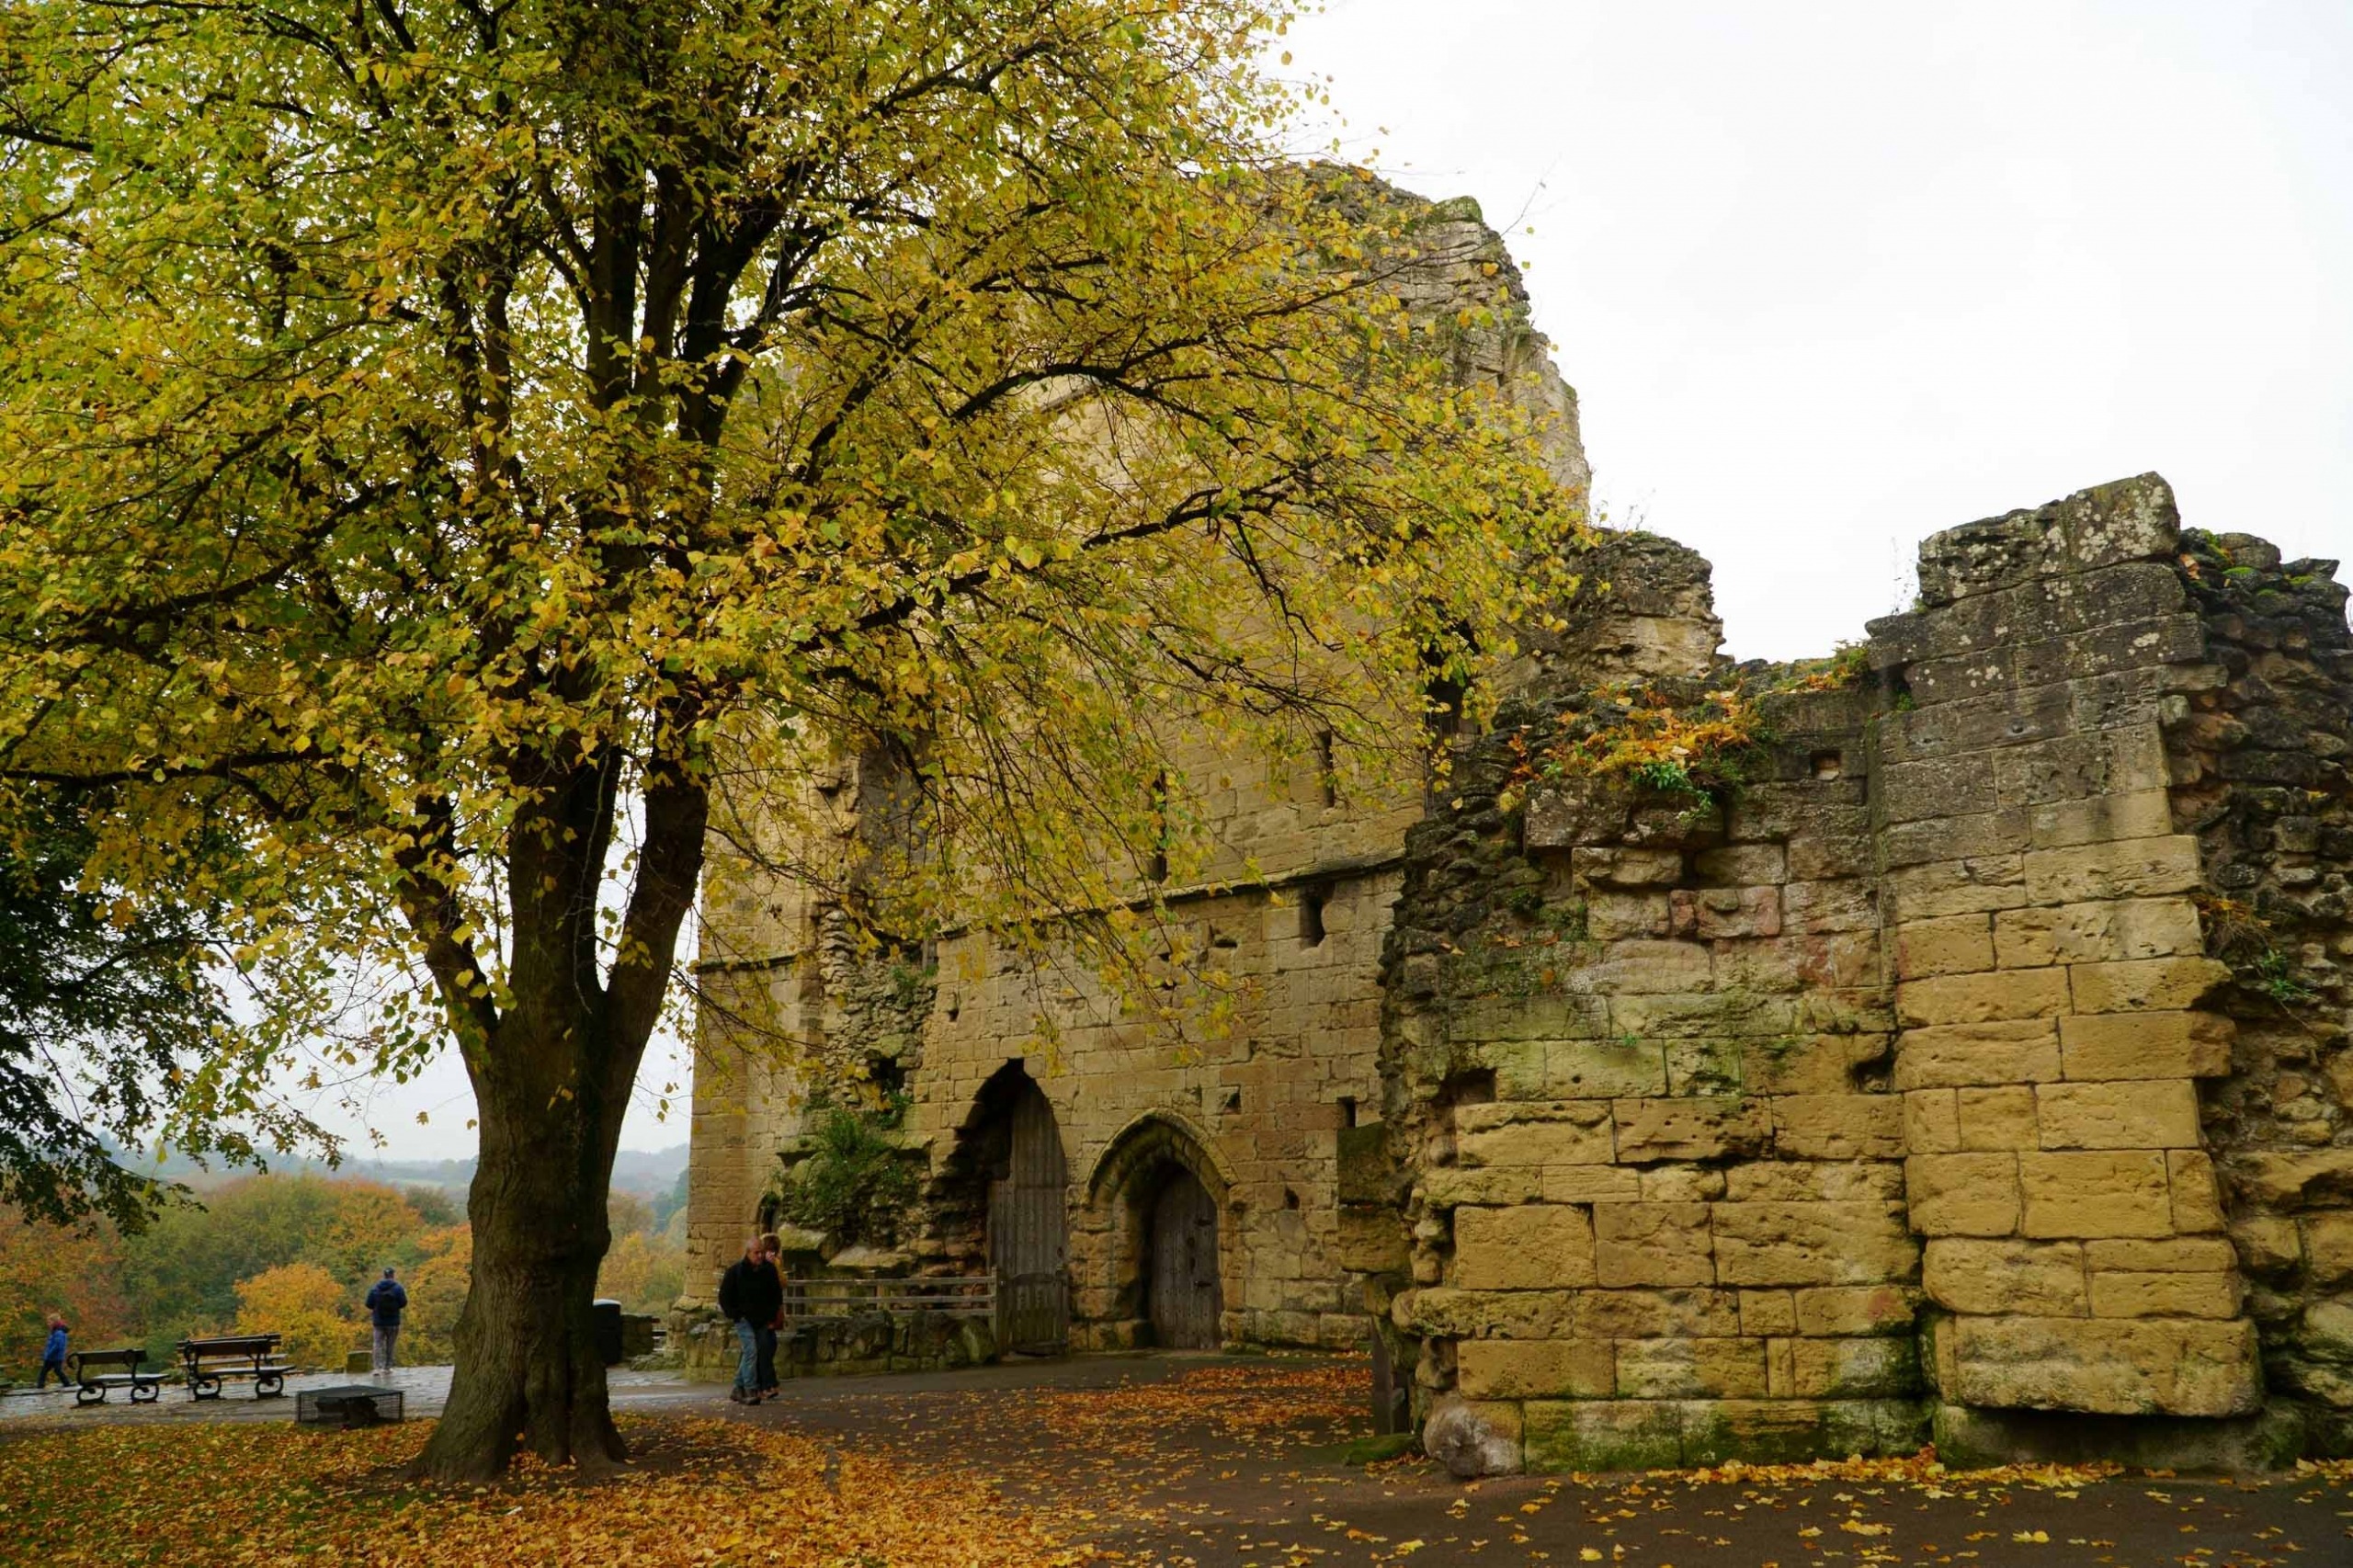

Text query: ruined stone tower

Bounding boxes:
[1381,477,2353,1471]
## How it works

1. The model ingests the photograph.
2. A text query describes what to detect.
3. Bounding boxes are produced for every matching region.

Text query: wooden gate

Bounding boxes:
[1148,1169,1222,1349]
[988,1077,1069,1354]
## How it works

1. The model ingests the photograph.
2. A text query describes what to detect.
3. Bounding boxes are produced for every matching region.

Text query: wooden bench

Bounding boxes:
[177,1334,292,1400]
[66,1347,162,1406]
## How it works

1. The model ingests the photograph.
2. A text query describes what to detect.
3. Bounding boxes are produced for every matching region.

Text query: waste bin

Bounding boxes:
[591,1299,624,1367]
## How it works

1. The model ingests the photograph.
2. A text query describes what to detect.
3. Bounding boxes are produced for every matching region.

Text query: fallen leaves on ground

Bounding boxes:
[0,1415,1086,1568]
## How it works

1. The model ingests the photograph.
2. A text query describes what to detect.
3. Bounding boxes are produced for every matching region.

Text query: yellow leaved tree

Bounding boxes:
[0,0,1584,1477]
[233,1263,358,1372]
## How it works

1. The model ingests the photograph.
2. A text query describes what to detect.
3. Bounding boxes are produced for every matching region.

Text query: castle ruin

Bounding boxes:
[679,194,2353,1471]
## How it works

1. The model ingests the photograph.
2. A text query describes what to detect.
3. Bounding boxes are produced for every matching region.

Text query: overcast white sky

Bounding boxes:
[1285,0,2353,657]
[301,0,2352,1165]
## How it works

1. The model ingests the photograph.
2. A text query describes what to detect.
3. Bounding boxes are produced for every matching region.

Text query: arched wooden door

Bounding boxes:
[1148,1169,1222,1349]
[988,1076,1069,1353]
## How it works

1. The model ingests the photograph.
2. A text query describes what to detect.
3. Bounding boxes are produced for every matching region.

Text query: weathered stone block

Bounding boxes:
[1912,476,2178,607]
[1639,1165,1727,1202]
[1455,994,1609,1044]
[2033,1080,2200,1150]
[1668,885,1783,940]
[2167,1150,2227,1234]
[1994,726,2169,809]
[1522,1399,1684,1471]
[1542,1165,1645,1204]
[1616,1337,1769,1399]
[1741,1032,1890,1096]
[1587,892,1671,940]
[1457,1337,1614,1399]
[2018,1152,2174,1238]
[1895,914,1995,980]
[1906,1153,2021,1237]
[1394,1287,1578,1340]
[1956,1085,2039,1151]
[2057,1011,2234,1081]
[1904,1089,1961,1153]
[1710,1200,1919,1286]
[1518,1038,1666,1100]
[2028,788,2175,850]
[1792,1284,1923,1336]
[1458,1106,1615,1168]
[1923,1239,2087,1316]
[1770,1095,1905,1161]
[1787,1335,1919,1398]
[1693,844,1786,884]
[2229,1214,2302,1276]
[1740,1289,1798,1336]
[2228,1149,2353,1211]
[1573,1287,1743,1339]
[1421,1166,1544,1209]
[1946,1314,2261,1417]
[1893,1020,2062,1090]
[2083,1269,2236,1320]
[1335,1206,1411,1272]
[1612,1096,1770,1163]
[1992,897,2203,969]
[2022,835,2201,906]
[1781,878,1881,933]
[1881,756,1997,825]
[2067,957,2231,1016]
[1883,810,2029,871]
[2083,1236,2234,1273]
[1662,1036,1744,1097]
[2303,1211,2353,1287]
[1724,1161,1904,1203]
[1454,1204,1598,1290]
[1887,854,2027,918]
[1584,939,1713,994]
[1681,1399,1924,1467]
[1897,969,2070,1027]
[1570,846,1686,889]
[1593,1201,1713,1287]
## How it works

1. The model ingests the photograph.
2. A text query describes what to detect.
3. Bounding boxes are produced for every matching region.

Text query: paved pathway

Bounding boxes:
[7,1353,2348,1566]
[726,1354,2353,1568]
[0,1364,701,1426]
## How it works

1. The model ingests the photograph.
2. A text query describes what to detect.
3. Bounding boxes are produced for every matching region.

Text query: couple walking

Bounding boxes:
[718,1233,788,1404]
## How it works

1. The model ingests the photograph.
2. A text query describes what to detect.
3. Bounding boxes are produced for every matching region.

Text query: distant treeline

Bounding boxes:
[2,1169,686,1377]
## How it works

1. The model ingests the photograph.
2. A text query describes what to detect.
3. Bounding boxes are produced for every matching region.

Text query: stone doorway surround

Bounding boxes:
[1081,1109,1240,1349]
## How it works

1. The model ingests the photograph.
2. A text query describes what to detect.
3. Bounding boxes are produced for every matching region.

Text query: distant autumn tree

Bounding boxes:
[0,1203,133,1372]
[0,0,1581,1477]
[233,1262,357,1370]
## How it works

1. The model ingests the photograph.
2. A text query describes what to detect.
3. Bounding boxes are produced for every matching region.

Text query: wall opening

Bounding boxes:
[1301,883,1329,948]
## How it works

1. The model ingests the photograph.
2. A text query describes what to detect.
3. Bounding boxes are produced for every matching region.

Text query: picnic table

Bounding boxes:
[177,1333,292,1400]
[66,1347,162,1406]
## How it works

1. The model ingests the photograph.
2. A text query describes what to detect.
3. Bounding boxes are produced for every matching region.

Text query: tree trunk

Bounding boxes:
[414,1029,631,1481]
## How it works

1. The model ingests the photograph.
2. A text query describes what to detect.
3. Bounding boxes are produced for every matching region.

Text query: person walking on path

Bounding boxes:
[35,1314,67,1390]
[364,1267,408,1381]
[717,1236,781,1405]
[755,1233,786,1395]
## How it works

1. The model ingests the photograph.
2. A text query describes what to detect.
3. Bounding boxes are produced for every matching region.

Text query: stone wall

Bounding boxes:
[679,182,1585,1357]
[1380,476,2353,1472]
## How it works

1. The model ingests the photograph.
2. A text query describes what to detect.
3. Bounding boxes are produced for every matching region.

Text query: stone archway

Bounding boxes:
[1084,1111,1233,1349]
[933,1062,1070,1352]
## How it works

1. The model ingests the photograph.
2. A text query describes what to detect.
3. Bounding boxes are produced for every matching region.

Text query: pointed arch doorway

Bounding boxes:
[985,1069,1070,1354]
[1147,1167,1222,1349]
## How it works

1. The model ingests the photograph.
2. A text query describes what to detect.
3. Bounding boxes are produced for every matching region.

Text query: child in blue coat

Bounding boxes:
[36,1315,68,1390]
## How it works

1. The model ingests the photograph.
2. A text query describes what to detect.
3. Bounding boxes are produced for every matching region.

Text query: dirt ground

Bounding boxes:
[727,1352,2353,1568]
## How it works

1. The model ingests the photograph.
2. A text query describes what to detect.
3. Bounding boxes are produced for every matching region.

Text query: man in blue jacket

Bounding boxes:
[364,1267,408,1381]
[36,1314,67,1390]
